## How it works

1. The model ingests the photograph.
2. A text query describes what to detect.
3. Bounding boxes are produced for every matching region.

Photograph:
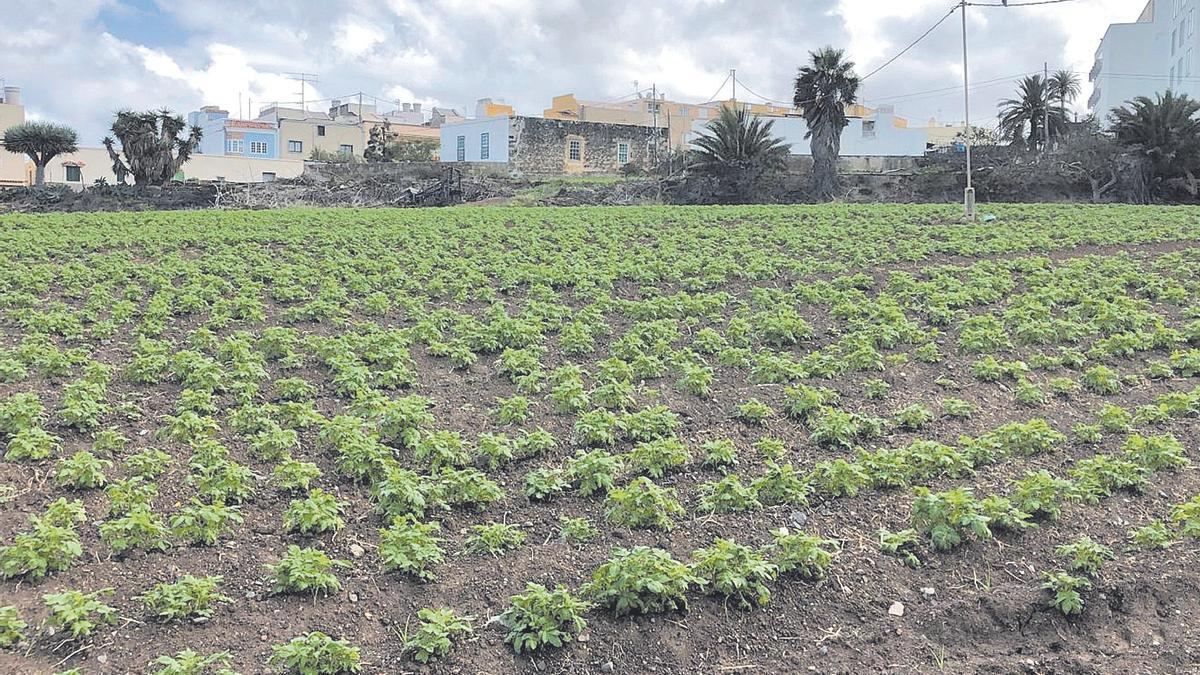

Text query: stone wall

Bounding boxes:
[509,117,667,177]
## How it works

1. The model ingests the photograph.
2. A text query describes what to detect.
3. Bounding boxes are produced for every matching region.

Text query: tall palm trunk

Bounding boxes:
[809,124,840,201]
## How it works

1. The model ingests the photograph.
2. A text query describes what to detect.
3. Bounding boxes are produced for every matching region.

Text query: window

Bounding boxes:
[617,142,629,165]
[568,139,582,161]
[1173,29,1178,54]
[679,106,689,118]
[317,125,326,137]
[480,132,490,160]
[225,139,244,154]
[287,140,303,153]
[249,140,268,155]
[456,135,465,162]
[339,144,354,155]
[262,172,276,182]
[65,165,82,182]
[862,120,877,139]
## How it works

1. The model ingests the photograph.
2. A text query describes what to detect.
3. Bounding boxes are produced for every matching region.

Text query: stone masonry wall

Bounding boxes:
[509,117,667,177]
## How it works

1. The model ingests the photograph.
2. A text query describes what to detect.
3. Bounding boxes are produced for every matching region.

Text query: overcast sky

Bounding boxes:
[3,0,1140,145]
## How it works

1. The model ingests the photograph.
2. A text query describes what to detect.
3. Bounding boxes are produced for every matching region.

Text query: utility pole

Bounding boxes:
[960,1,976,220]
[286,72,319,110]
[651,83,659,166]
[1043,61,1050,153]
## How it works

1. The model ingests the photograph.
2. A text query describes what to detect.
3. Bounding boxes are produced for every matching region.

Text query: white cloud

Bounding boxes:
[0,0,1142,144]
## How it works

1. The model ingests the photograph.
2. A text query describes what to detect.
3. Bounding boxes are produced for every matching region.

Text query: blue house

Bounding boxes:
[188,106,279,159]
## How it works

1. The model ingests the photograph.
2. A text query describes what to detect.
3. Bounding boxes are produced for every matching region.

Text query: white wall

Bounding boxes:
[687,113,929,158]
[38,147,304,186]
[1090,0,1199,122]
[439,117,510,163]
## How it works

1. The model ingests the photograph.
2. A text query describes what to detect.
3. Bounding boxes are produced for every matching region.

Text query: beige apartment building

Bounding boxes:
[35,147,303,186]
[0,87,26,186]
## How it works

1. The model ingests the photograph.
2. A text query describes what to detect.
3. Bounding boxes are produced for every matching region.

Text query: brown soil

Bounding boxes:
[1,239,1199,675]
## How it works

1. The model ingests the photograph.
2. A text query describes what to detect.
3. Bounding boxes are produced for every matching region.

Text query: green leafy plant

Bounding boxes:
[153,649,237,675]
[268,545,348,596]
[1041,571,1090,616]
[268,632,361,674]
[1171,495,1200,538]
[171,499,244,546]
[910,487,991,551]
[604,477,685,530]
[138,575,232,622]
[734,398,775,425]
[697,474,761,513]
[43,588,117,639]
[522,467,569,501]
[559,516,601,544]
[0,605,27,648]
[1127,521,1173,550]
[499,583,592,653]
[464,522,525,556]
[763,528,838,579]
[583,546,701,616]
[566,449,624,496]
[1055,537,1114,577]
[877,528,922,568]
[627,437,690,478]
[54,450,111,489]
[402,607,474,664]
[689,538,777,609]
[100,504,172,554]
[283,488,347,535]
[379,515,445,581]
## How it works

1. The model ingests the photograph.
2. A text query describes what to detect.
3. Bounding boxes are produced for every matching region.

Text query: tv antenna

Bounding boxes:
[285,72,320,109]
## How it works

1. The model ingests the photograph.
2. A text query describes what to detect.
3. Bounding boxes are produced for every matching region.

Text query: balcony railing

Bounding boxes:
[1089,59,1103,82]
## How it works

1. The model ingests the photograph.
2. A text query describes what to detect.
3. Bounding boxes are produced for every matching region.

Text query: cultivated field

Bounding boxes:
[1,205,1199,674]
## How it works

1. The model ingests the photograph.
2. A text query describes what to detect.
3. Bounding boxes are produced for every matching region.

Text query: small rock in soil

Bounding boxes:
[920,587,936,599]
[888,601,905,617]
[601,661,615,673]
[349,543,365,557]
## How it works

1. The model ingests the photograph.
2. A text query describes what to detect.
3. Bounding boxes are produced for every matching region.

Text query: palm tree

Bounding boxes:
[998,75,1066,151]
[1110,90,1200,198]
[689,105,790,203]
[793,47,860,201]
[2,122,78,185]
[1048,70,1081,120]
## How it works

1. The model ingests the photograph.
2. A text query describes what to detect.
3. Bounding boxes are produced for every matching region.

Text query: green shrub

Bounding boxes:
[604,477,685,530]
[689,538,777,609]
[464,522,525,556]
[379,516,444,581]
[54,450,111,489]
[522,467,569,501]
[627,437,690,478]
[171,499,244,546]
[100,504,171,554]
[268,545,348,596]
[138,575,231,622]
[764,529,839,579]
[1055,537,1114,577]
[153,649,236,675]
[43,588,116,639]
[269,632,361,673]
[402,608,474,664]
[697,474,761,513]
[910,487,991,551]
[583,546,701,616]
[0,605,26,648]
[566,449,624,496]
[283,488,346,535]
[558,516,601,544]
[1041,571,1090,615]
[499,583,592,653]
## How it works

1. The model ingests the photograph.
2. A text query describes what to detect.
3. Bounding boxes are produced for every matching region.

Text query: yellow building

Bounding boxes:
[0,87,26,187]
[544,92,910,148]
[476,98,515,118]
[34,146,303,186]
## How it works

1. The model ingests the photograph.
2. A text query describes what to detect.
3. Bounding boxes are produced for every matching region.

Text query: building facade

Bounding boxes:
[1089,0,1198,121]
[686,106,928,158]
[0,86,26,186]
[545,92,886,149]
[188,106,279,159]
[439,116,666,175]
[34,146,303,186]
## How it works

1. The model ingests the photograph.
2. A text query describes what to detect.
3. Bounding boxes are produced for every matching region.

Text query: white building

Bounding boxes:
[1089,0,1198,122]
[686,106,929,158]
